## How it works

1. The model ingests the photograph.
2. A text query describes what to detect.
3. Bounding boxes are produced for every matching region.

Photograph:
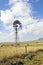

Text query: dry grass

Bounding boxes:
[0,40,43,61]
[0,46,25,61]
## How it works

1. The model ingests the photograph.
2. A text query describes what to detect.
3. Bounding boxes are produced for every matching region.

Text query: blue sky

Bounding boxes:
[31,0,43,18]
[0,0,43,42]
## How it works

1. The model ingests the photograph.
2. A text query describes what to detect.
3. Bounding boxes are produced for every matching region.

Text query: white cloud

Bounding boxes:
[1,1,32,25]
[11,2,31,17]
[27,19,43,35]
[9,0,29,5]
[0,31,15,42]
[1,10,14,24]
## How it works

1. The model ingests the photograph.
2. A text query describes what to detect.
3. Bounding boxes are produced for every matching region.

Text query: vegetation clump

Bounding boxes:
[0,49,43,65]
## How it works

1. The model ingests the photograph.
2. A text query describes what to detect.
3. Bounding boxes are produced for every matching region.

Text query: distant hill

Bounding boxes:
[38,38,43,40]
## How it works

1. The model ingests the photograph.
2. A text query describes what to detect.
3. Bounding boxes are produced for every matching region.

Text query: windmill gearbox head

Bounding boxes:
[13,20,22,30]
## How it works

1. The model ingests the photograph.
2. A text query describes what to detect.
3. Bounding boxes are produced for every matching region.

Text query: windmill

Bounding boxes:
[13,20,22,44]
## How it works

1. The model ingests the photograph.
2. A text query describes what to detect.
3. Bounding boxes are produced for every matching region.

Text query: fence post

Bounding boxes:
[25,44,27,54]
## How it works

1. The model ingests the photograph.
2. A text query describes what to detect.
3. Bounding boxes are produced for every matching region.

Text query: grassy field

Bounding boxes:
[0,40,43,65]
